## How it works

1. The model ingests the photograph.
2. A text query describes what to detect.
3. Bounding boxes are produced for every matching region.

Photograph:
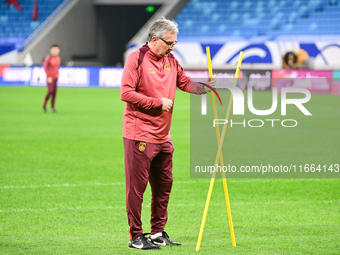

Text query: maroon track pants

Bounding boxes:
[123,138,174,240]
[43,79,58,109]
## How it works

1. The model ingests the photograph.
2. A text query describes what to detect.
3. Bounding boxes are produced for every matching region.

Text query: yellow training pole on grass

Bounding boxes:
[207,46,237,248]
[196,48,243,251]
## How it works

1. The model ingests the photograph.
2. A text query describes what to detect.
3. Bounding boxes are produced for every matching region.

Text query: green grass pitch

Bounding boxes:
[0,86,339,254]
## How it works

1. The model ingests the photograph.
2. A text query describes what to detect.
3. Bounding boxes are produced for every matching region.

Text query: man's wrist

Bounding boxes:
[155,98,163,109]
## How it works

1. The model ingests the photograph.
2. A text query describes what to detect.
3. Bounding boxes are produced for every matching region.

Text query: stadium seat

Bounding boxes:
[175,0,340,39]
[0,0,64,40]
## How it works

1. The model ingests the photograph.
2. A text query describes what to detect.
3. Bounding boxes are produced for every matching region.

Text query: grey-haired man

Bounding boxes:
[120,17,215,250]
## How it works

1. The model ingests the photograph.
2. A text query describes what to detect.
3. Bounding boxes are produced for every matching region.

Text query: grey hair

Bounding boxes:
[147,17,178,42]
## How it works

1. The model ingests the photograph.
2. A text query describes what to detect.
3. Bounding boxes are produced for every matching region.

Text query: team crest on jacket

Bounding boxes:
[165,63,171,72]
[139,142,146,152]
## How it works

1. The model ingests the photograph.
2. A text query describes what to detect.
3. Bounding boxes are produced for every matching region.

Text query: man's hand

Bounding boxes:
[205,75,216,91]
[161,98,173,112]
[47,77,53,83]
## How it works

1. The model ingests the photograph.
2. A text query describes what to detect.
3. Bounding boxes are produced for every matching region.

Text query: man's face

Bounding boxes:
[50,47,60,57]
[151,32,177,58]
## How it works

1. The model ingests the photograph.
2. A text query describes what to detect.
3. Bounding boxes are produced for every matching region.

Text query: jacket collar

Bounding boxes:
[142,42,163,61]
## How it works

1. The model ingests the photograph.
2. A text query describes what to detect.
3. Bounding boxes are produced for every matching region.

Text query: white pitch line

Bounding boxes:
[0,180,200,189]
[1,182,125,189]
[0,205,124,213]
[0,200,337,214]
[1,178,337,189]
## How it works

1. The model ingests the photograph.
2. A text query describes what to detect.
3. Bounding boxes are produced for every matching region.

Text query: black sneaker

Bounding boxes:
[149,231,181,246]
[42,106,46,112]
[129,233,161,250]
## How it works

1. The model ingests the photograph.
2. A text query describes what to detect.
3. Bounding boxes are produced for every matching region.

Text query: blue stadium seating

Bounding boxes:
[175,0,340,39]
[0,0,64,40]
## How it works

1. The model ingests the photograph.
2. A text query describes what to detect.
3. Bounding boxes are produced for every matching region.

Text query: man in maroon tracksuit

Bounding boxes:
[42,45,61,113]
[120,18,215,250]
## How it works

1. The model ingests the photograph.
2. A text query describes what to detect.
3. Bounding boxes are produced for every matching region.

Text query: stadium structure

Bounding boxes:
[0,0,339,90]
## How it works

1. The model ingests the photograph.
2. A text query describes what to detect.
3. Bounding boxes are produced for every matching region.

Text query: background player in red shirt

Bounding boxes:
[120,18,215,250]
[42,45,61,113]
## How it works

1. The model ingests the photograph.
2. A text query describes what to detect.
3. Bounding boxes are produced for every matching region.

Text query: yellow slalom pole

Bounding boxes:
[206,47,220,145]
[219,52,244,247]
[195,47,218,252]
[207,46,237,248]
[196,50,243,251]
[214,52,243,180]
[195,172,216,252]
[212,53,243,247]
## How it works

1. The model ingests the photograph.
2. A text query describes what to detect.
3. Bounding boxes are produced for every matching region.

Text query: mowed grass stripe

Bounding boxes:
[0,87,339,254]
[1,178,339,189]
